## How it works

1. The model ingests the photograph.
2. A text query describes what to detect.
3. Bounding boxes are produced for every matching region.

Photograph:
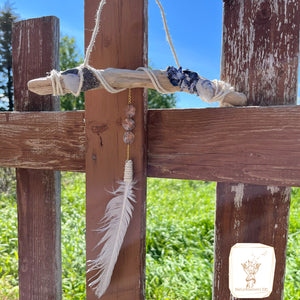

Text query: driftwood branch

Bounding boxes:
[28,67,247,106]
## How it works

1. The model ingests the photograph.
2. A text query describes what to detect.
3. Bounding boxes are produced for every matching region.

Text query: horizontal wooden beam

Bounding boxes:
[147,106,300,187]
[0,111,85,172]
[1,105,300,186]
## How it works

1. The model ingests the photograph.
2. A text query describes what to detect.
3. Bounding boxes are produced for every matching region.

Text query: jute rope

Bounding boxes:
[211,80,234,102]
[84,0,107,67]
[50,69,64,96]
[48,0,234,103]
[155,0,180,68]
[136,67,171,94]
[49,0,179,97]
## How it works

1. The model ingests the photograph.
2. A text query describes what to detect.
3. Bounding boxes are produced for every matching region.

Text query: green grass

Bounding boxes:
[60,173,86,299]
[146,179,215,300]
[0,191,18,300]
[0,172,299,299]
[285,188,300,299]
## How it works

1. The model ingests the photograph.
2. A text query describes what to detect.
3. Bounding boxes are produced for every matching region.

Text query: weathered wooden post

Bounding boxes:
[84,0,147,299]
[12,17,62,299]
[214,1,299,299]
[5,1,298,299]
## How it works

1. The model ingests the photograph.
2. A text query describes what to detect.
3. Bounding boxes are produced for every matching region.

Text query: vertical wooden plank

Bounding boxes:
[213,1,300,299]
[84,0,147,299]
[12,17,61,300]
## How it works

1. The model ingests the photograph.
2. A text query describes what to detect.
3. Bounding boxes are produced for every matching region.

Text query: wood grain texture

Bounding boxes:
[215,184,291,298]
[27,67,247,107]
[84,0,147,299]
[13,17,60,112]
[27,68,179,95]
[147,106,300,187]
[3,104,300,187]
[16,169,62,299]
[213,1,300,299]
[12,17,62,300]
[0,111,85,171]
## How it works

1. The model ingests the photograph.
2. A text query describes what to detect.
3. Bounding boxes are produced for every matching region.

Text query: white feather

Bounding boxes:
[87,160,136,298]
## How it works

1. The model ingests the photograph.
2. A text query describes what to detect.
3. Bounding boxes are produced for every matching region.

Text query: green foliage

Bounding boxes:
[148,88,176,109]
[146,179,215,299]
[58,36,176,110]
[0,192,18,299]
[0,1,17,111]
[60,36,83,72]
[59,35,85,111]
[0,175,299,299]
[60,172,86,298]
[285,188,300,299]
[0,20,176,111]
[0,172,87,299]
[0,168,15,195]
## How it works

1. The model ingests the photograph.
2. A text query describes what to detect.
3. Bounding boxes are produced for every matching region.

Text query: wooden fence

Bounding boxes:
[0,0,299,299]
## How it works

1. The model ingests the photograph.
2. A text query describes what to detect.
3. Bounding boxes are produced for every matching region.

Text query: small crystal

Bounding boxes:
[125,104,136,118]
[122,118,135,131]
[123,131,135,144]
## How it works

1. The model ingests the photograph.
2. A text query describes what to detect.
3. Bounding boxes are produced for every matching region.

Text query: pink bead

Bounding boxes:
[123,131,135,144]
[125,104,136,118]
[122,118,135,131]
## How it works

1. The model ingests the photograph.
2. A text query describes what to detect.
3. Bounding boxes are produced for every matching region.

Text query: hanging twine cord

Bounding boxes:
[86,65,126,94]
[48,0,178,97]
[48,0,109,97]
[211,80,234,102]
[136,67,171,94]
[84,0,107,67]
[155,0,180,68]
[48,0,235,104]
[49,69,64,96]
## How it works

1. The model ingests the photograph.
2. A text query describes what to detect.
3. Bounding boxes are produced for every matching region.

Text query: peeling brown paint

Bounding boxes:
[214,0,299,299]
[12,17,62,299]
[231,183,244,209]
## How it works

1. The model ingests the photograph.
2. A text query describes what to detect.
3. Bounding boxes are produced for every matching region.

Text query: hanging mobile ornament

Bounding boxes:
[26,0,246,298]
[87,89,136,298]
[27,0,246,107]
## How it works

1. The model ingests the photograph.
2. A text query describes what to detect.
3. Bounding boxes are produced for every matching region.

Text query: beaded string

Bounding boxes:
[123,89,135,161]
[127,89,132,160]
[88,89,136,298]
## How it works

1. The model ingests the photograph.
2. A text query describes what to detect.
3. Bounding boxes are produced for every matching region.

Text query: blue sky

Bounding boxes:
[4,0,300,107]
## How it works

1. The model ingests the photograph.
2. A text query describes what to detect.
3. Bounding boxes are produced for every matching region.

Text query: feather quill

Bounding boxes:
[87,160,136,298]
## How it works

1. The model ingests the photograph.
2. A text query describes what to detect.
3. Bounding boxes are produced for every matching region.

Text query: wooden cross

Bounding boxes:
[0,0,299,299]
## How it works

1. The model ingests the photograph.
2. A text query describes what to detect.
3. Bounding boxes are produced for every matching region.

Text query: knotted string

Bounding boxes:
[49,0,180,97]
[48,0,235,104]
[49,69,64,96]
[84,0,107,67]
